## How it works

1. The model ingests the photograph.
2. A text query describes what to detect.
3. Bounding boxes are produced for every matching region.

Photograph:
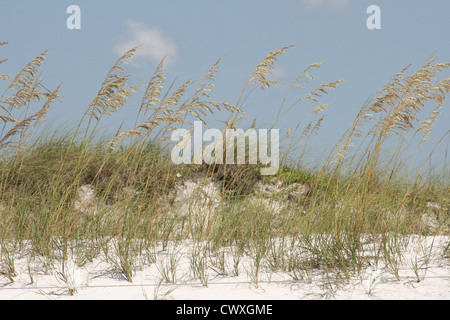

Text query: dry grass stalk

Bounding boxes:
[85,47,139,123]
[176,57,241,124]
[370,58,449,138]
[109,58,244,149]
[0,84,61,149]
[300,121,313,140]
[228,45,294,129]
[0,49,49,129]
[249,45,294,90]
[0,48,61,151]
[2,50,47,91]
[298,81,343,105]
[328,59,445,167]
[107,78,193,149]
[273,61,343,130]
[417,76,450,143]
[135,58,166,125]
[0,42,10,81]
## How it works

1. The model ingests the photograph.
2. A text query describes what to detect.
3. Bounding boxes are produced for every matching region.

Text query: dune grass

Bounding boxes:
[0,42,448,290]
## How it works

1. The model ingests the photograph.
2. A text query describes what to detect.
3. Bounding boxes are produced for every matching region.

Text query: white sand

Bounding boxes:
[1,236,448,300]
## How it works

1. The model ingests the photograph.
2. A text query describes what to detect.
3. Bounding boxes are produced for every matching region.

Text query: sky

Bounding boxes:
[0,0,449,172]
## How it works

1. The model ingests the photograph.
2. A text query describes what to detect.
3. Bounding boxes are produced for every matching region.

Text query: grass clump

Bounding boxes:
[0,41,448,290]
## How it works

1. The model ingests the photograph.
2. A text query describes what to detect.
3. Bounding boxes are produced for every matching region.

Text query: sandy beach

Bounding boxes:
[1,235,448,300]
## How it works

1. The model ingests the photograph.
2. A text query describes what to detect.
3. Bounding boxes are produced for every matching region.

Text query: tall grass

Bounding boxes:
[0,41,448,290]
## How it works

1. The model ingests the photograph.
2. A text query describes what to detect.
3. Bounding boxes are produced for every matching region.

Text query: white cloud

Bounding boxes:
[271,67,288,83]
[302,0,351,11]
[114,19,177,66]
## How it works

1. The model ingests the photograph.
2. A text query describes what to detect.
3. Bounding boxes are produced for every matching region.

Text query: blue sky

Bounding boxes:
[0,0,449,171]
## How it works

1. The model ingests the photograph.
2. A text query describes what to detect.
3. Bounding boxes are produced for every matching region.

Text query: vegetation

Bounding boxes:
[0,42,448,290]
